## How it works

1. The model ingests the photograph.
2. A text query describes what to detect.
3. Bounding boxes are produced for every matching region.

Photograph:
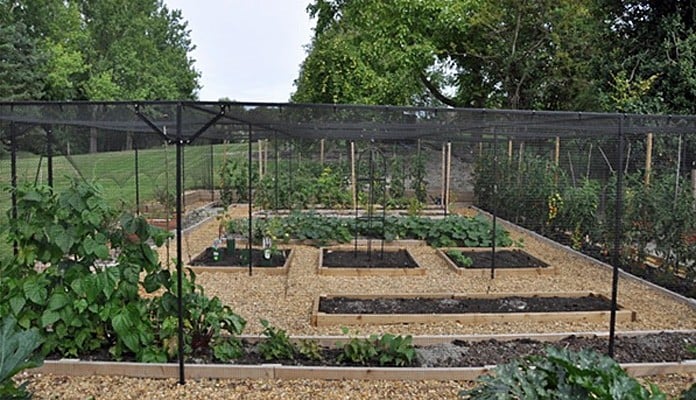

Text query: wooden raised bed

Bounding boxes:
[187,247,295,275]
[437,247,556,277]
[311,292,637,327]
[317,245,425,277]
[33,330,696,380]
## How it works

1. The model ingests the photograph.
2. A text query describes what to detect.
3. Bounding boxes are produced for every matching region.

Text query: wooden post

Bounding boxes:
[692,168,696,204]
[518,141,525,170]
[478,142,483,157]
[320,139,325,166]
[441,143,446,207]
[263,139,268,177]
[446,142,452,212]
[351,141,356,209]
[645,133,653,185]
[507,139,513,162]
[554,137,560,184]
[258,140,263,178]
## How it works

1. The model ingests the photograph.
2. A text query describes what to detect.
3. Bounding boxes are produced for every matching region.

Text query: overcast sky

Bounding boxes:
[163,0,315,102]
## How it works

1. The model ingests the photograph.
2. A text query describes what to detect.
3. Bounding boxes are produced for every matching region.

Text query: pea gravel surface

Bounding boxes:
[25,205,696,398]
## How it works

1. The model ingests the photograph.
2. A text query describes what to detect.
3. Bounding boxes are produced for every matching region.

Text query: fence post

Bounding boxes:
[645,133,653,185]
[351,141,356,209]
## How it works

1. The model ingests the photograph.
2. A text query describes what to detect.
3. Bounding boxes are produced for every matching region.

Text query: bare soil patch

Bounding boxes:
[321,249,418,269]
[448,249,548,269]
[190,247,288,268]
[318,294,613,314]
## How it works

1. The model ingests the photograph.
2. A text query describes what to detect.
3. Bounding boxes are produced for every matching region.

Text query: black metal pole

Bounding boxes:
[175,104,185,385]
[248,124,253,276]
[491,131,498,280]
[608,116,625,358]
[45,126,53,188]
[10,123,18,256]
[134,142,140,215]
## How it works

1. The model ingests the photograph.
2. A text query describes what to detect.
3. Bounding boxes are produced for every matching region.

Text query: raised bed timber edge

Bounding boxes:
[186,247,295,275]
[436,247,556,277]
[317,245,425,277]
[33,330,696,381]
[311,292,637,327]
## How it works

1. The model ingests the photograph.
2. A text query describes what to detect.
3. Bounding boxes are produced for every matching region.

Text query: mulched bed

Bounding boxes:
[190,247,288,267]
[447,249,548,269]
[194,332,696,367]
[321,249,419,268]
[54,332,695,368]
[318,294,614,314]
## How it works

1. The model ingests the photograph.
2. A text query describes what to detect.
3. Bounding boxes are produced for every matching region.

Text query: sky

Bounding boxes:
[163,0,315,102]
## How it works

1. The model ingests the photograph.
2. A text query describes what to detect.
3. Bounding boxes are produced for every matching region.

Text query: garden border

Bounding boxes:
[186,247,295,275]
[436,247,556,277]
[33,330,696,380]
[311,292,636,327]
[471,207,696,309]
[317,246,425,276]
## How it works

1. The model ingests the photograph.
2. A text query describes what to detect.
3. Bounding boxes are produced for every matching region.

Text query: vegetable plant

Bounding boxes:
[1,180,246,363]
[459,346,666,399]
[257,319,296,361]
[446,250,474,268]
[336,328,415,366]
[0,316,43,400]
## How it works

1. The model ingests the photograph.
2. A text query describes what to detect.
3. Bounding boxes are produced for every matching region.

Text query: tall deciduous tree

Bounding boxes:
[293,0,602,110]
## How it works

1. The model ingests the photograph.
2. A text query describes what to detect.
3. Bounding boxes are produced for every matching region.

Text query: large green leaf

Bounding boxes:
[47,293,70,311]
[40,310,60,328]
[0,317,43,384]
[22,278,48,306]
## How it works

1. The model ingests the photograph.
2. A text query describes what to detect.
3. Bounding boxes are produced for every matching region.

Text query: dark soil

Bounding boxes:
[47,332,695,368]
[318,294,613,314]
[190,247,287,268]
[547,232,696,300]
[321,249,419,268]
[447,249,549,269]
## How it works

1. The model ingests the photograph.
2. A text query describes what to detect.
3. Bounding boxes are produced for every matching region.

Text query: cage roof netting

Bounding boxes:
[1,101,696,142]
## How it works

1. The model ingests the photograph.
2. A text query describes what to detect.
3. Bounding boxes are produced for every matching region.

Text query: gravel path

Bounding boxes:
[24,204,696,398]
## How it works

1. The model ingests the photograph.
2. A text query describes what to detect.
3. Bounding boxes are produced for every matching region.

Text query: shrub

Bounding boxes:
[459,347,666,399]
[1,181,245,363]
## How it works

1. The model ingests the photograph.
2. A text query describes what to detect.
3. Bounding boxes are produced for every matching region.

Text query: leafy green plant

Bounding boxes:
[336,328,379,365]
[1,180,246,363]
[227,212,513,248]
[459,347,666,399]
[336,328,415,366]
[0,316,43,400]
[152,269,246,362]
[681,383,696,400]
[257,319,296,361]
[375,333,416,366]
[446,250,474,268]
[297,339,323,361]
[556,178,600,249]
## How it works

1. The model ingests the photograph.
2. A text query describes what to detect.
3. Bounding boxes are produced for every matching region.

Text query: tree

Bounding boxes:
[293,0,602,110]
[0,19,44,100]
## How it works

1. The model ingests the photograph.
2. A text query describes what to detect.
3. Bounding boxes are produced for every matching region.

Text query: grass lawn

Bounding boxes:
[0,142,250,259]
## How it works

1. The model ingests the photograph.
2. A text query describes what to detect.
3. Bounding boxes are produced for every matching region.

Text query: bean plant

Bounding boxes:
[0,180,246,362]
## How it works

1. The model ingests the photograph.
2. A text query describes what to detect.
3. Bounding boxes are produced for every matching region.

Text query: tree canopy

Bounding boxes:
[293,0,696,114]
[0,0,200,101]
